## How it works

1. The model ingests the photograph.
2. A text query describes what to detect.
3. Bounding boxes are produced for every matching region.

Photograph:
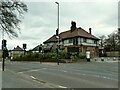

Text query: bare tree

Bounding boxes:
[104,30,119,51]
[0,0,27,38]
[99,35,106,47]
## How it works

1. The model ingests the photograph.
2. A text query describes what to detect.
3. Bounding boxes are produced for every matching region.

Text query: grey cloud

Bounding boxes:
[1,1,118,50]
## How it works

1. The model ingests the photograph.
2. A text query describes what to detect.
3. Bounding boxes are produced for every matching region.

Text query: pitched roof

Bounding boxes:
[44,27,99,44]
[32,45,40,51]
[44,35,58,43]
[12,46,23,51]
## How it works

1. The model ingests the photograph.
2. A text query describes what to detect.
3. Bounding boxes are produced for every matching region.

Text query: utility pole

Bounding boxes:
[55,2,60,65]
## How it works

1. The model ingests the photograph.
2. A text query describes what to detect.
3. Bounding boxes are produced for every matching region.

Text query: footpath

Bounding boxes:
[91,57,119,62]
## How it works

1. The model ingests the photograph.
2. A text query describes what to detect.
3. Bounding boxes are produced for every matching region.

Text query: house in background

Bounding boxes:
[43,21,100,57]
[31,44,43,53]
[10,46,24,59]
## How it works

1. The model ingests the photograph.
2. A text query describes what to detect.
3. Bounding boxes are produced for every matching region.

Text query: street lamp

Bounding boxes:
[55,2,59,33]
[55,2,59,65]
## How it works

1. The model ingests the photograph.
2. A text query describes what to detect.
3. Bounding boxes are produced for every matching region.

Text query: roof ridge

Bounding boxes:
[44,27,99,43]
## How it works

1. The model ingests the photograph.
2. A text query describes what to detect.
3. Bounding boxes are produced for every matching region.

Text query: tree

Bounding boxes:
[99,35,106,47]
[104,30,119,51]
[98,35,107,56]
[0,0,27,38]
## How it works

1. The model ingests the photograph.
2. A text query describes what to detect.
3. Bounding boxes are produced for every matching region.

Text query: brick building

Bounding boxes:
[43,21,100,57]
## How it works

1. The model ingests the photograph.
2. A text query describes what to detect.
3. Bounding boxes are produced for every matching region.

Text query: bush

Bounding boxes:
[70,55,78,61]
[58,51,70,59]
[79,55,86,59]
[12,52,72,63]
[42,53,57,60]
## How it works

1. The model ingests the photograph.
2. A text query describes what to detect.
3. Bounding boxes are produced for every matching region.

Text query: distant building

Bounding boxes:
[31,45,43,53]
[11,46,24,59]
[43,21,100,57]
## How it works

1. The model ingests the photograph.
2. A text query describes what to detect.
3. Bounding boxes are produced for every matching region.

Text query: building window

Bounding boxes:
[94,40,97,44]
[83,38,87,43]
[73,38,78,45]
[69,39,73,43]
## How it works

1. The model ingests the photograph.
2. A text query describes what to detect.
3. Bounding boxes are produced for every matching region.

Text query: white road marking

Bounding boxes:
[42,68,47,70]
[17,72,23,74]
[62,70,67,72]
[82,74,86,75]
[30,76,36,79]
[58,85,67,88]
[103,76,107,79]
[29,70,38,72]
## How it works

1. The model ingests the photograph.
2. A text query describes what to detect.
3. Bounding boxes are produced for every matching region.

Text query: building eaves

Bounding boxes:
[12,46,23,51]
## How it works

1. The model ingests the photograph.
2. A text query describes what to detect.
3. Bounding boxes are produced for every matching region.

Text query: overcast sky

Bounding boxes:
[0,0,118,50]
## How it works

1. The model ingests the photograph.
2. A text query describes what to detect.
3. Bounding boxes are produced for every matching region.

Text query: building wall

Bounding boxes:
[44,37,99,57]
[63,37,99,47]
[64,45,99,57]
[11,51,24,59]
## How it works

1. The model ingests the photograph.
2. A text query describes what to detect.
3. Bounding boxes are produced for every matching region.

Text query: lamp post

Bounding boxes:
[55,2,59,65]
[55,2,59,31]
[118,28,120,61]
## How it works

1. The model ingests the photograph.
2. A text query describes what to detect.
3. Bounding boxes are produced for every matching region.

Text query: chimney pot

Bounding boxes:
[71,21,76,32]
[89,28,92,34]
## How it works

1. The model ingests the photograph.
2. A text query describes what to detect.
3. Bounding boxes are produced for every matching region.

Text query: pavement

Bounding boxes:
[1,60,119,89]
[91,57,119,62]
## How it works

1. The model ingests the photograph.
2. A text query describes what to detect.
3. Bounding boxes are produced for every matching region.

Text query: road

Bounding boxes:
[1,60,119,89]
[0,62,2,90]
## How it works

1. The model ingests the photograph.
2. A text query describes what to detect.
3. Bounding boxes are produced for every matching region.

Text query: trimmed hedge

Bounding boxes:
[12,57,66,63]
[12,52,79,63]
[12,52,67,63]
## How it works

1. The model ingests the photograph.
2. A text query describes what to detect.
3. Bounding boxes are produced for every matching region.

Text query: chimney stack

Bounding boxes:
[89,28,92,34]
[71,21,76,32]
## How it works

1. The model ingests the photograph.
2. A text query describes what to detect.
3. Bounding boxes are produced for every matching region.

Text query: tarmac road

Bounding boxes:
[1,60,119,89]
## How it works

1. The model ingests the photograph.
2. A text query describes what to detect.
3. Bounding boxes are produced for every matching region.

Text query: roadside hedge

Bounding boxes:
[12,52,68,63]
[12,51,79,63]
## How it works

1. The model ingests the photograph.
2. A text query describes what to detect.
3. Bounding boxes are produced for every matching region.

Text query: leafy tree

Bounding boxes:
[0,0,27,38]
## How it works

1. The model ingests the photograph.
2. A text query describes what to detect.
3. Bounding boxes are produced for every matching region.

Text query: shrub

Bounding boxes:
[70,55,78,61]
[58,51,70,59]
[12,52,72,63]
[79,55,86,59]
